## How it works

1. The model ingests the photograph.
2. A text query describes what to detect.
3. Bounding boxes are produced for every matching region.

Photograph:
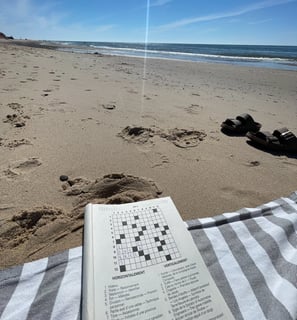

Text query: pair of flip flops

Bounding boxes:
[221,113,297,153]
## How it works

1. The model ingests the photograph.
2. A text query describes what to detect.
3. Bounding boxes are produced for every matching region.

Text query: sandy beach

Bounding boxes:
[0,40,297,268]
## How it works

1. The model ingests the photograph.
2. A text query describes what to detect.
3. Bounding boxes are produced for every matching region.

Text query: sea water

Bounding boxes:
[53,41,297,71]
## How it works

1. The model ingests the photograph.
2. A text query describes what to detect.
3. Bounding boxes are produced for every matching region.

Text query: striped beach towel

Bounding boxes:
[1,192,297,320]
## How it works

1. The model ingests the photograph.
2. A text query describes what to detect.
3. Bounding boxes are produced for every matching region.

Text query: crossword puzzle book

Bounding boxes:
[82,197,234,320]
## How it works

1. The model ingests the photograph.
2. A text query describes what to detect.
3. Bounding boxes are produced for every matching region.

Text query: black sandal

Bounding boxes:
[246,127,297,153]
[221,113,261,134]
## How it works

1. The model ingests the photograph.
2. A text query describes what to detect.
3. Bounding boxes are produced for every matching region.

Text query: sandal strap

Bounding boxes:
[236,113,255,125]
[273,127,289,137]
[254,131,279,144]
[273,128,297,145]
[280,131,297,144]
[224,119,242,126]
[263,132,279,144]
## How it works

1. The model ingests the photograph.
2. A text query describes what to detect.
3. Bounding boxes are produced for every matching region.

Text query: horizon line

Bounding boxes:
[13,38,297,47]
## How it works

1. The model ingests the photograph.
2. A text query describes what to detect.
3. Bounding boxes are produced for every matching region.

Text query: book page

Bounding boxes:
[83,197,234,320]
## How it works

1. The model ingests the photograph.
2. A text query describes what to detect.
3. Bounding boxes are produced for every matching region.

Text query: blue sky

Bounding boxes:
[0,0,297,45]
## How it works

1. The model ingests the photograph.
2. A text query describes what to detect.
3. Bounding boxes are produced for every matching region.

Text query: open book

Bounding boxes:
[82,197,234,320]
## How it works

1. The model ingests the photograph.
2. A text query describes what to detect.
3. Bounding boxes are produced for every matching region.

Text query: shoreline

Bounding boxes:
[3,39,297,71]
[0,40,297,268]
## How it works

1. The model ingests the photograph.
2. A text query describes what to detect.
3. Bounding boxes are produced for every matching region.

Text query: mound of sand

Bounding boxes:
[0,173,162,268]
[62,173,163,218]
[0,206,70,266]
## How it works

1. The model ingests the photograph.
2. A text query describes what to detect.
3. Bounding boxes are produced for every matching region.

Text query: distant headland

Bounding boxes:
[0,32,14,40]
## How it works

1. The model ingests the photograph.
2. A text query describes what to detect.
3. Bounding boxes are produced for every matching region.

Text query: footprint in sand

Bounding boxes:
[4,139,32,149]
[161,129,207,148]
[3,103,29,127]
[3,114,26,127]
[118,126,206,148]
[1,157,42,179]
[118,126,156,145]
[185,104,203,115]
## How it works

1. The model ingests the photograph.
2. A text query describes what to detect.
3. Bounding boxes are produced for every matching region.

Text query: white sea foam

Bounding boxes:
[55,42,297,71]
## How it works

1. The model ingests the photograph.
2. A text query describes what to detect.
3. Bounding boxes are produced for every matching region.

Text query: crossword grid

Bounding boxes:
[111,206,180,272]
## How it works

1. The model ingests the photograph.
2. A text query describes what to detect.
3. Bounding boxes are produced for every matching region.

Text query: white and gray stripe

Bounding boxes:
[27,250,70,320]
[1,258,48,320]
[0,265,23,316]
[1,192,296,320]
[50,247,82,320]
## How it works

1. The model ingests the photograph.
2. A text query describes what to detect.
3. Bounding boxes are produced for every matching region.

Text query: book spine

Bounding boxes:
[82,204,94,320]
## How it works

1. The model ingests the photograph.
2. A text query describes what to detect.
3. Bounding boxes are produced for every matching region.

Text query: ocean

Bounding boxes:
[54,41,297,71]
